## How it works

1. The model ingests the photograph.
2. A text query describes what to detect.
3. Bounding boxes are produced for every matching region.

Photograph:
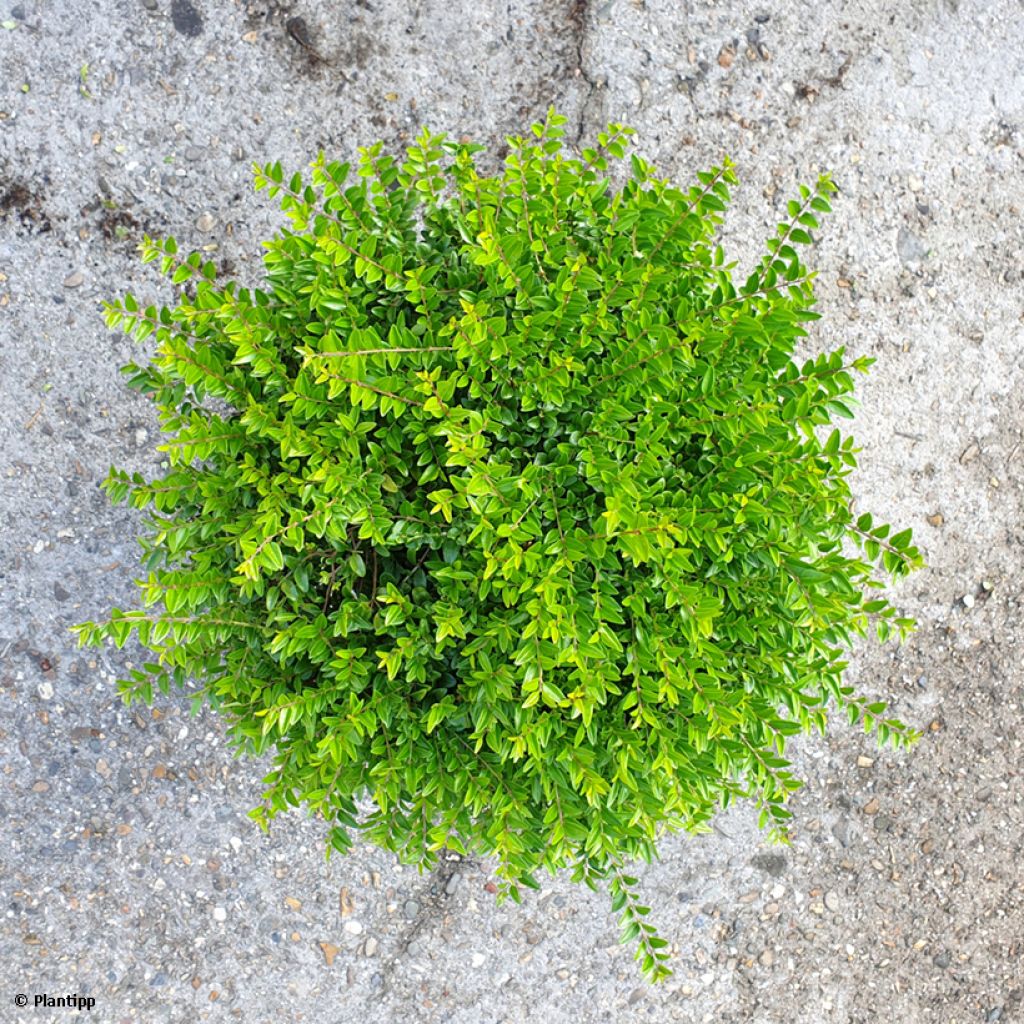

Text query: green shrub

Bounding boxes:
[75,109,921,981]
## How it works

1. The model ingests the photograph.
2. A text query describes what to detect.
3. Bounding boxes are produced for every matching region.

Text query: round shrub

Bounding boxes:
[76,110,921,980]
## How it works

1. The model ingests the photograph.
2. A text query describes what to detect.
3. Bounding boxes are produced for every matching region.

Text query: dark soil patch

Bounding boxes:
[78,195,165,247]
[243,2,384,80]
[0,178,53,234]
[97,207,142,242]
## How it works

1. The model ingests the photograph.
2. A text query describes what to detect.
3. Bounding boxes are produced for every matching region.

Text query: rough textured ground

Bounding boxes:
[1,0,1022,1021]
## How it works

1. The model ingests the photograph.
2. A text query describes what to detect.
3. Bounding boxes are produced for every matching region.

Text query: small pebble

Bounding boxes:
[759,948,774,967]
[339,887,355,917]
[363,936,378,957]
[212,906,226,922]
[37,681,54,700]
[896,227,928,266]
[63,271,84,288]
[196,211,216,232]
[960,442,980,464]
[962,593,975,609]
[471,952,485,967]
[824,891,840,912]
[857,755,875,768]
[445,872,461,896]
[171,0,203,36]
[343,920,363,935]
[907,174,924,192]
[403,899,420,918]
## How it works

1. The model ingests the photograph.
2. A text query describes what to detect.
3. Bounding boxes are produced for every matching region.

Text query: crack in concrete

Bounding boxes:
[568,0,599,148]
[371,853,472,996]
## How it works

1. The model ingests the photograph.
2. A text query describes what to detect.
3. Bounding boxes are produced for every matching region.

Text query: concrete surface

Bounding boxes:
[1,0,1022,1021]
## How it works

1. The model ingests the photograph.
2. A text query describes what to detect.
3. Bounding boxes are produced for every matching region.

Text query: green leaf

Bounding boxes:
[74,110,919,990]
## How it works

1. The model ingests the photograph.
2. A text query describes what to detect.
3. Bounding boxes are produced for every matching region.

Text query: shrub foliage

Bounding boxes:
[75,110,921,980]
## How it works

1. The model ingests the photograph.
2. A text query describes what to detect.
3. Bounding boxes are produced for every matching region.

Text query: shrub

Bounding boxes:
[75,109,922,981]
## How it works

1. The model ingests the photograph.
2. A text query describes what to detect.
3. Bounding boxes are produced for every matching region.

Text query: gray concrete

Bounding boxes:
[1,0,1022,1021]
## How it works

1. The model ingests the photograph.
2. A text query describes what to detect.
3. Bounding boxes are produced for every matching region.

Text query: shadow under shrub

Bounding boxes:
[75,109,922,981]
